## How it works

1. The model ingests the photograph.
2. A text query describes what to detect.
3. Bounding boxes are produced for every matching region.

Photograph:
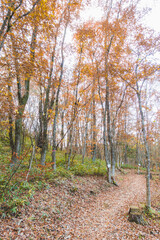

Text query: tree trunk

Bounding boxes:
[97,64,111,183]
[137,91,151,209]
[111,142,116,177]
[124,102,128,164]
[92,77,96,162]
[104,34,114,182]
[82,109,90,164]
[51,13,68,170]
[8,84,14,158]
[12,107,25,164]
[60,111,64,151]
[103,113,111,183]
[52,87,61,170]
[67,124,74,169]
[40,119,48,166]
[67,45,82,169]
[41,146,47,166]
[10,26,37,165]
[106,77,115,181]
[15,117,22,156]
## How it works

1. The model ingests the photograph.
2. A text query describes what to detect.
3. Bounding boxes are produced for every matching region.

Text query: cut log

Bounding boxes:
[129,206,139,214]
[128,206,145,225]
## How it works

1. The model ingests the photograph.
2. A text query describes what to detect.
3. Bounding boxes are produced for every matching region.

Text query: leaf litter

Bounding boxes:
[0,170,159,239]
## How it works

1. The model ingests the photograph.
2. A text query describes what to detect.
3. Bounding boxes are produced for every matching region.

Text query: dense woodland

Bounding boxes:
[0,0,160,220]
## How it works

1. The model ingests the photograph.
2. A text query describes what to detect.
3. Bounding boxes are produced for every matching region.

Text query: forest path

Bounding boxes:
[60,172,159,239]
[0,171,160,239]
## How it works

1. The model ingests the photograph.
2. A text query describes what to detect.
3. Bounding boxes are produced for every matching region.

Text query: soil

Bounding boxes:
[0,170,160,239]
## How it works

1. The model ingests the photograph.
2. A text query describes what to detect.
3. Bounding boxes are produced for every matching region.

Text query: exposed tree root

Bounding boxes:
[111,176,119,187]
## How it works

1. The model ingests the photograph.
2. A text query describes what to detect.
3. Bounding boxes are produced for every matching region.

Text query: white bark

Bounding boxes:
[136,90,151,209]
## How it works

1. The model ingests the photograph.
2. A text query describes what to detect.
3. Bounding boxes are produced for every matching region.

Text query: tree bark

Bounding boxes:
[97,64,111,183]
[92,76,97,162]
[136,90,151,209]
[52,7,69,170]
[10,26,37,165]
[67,46,82,169]
[124,103,128,164]
[60,111,64,151]
[82,107,90,164]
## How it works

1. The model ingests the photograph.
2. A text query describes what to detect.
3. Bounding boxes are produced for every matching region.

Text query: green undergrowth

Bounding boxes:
[121,163,147,172]
[0,141,107,218]
[70,158,106,176]
[121,163,137,169]
[143,206,160,223]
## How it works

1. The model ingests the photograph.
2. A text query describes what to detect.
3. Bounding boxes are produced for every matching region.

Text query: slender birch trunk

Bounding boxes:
[82,107,91,164]
[52,7,69,170]
[136,90,151,209]
[67,46,82,169]
[97,64,111,183]
[92,78,96,162]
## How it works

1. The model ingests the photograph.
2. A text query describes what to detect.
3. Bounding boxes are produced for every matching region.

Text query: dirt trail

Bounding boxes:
[61,173,159,240]
[0,171,160,239]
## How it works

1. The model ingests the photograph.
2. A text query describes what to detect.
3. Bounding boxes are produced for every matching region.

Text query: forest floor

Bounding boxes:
[0,170,160,239]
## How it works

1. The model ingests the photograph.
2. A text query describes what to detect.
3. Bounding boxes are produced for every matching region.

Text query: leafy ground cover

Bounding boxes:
[0,141,159,239]
[0,170,160,239]
[0,141,107,219]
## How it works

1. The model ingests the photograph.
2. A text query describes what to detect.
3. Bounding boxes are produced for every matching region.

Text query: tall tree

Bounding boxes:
[10,23,38,164]
[119,27,160,209]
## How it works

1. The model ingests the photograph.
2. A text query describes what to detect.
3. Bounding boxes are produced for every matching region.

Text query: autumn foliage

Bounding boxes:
[0,0,160,192]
